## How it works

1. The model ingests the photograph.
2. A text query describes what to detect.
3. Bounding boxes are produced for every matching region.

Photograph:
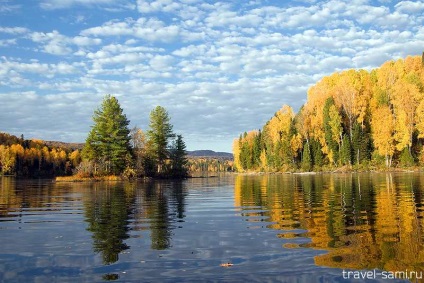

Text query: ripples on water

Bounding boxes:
[0,173,422,282]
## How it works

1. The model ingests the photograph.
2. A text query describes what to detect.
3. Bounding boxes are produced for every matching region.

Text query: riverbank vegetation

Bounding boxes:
[233,54,424,172]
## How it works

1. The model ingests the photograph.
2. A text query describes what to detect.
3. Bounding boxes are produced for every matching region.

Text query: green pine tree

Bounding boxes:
[147,106,175,174]
[323,97,339,163]
[340,134,352,165]
[170,134,189,178]
[301,141,312,171]
[252,130,262,169]
[351,122,371,165]
[311,138,323,170]
[83,95,131,175]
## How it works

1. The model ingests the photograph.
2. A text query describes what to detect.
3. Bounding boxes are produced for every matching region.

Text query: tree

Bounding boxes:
[130,126,147,176]
[340,134,352,166]
[351,122,371,165]
[232,138,242,171]
[147,106,175,174]
[323,98,341,164]
[301,143,312,171]
[170,135,189,177]
[371,105,395,167]
[0,145,15,175]
[83,95,132,175]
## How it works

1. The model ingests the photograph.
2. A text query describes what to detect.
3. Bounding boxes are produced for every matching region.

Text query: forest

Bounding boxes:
[233,54,424,172]
[0,132,81,177]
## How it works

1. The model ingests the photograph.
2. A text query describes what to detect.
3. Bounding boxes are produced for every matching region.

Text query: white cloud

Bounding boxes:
[39,0,130,10]
[0,26,29,34]
[395,1,424,13]
[29,30,102,55]
[81,18,180,42]
[137,0,181,13]
[73,36,102,46]
[0,38,16,46]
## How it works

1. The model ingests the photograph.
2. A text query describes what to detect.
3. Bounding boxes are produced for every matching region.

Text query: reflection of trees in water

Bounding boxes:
[141,181,186,250]
[234,173,424,277]
[84,183,136,265]
[83,180,188,266]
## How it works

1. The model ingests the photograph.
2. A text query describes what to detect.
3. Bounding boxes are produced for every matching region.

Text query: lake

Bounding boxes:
[0,173,423,282]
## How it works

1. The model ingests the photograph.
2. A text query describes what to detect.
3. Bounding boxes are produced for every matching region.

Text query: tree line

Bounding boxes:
[233,54,424,172]
[0,132,81,177]
[187,158,234,173]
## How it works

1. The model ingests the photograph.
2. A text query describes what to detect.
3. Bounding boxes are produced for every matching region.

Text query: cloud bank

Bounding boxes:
[0,0,423,151]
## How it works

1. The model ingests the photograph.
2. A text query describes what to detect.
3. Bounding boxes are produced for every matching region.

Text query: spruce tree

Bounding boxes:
[351,122,371,165]
[252,130,262,169]
[147,106,175,174]
[340,134,352,165]
[170,135,189,177]
[301,142,312,171]
[83,95,131,175]
[311,138,323,169]
[323,97,339,163]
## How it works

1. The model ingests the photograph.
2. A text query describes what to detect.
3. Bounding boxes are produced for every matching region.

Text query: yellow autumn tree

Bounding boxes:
[306,75,336,147]
[371,105,395,167]
[0,145,15,174]
[328,104,343,149]
[392,79,420,152]
[266,105,294,144]
[232,138,241,171]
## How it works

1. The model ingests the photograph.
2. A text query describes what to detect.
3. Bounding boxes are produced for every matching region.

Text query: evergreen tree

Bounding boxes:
[301,142,312,171]
[351,122,371,165]
[170,135,189,177]
[147,106,175,174]
[340,134,352,165]
[83,95,131,175]
[252,130,262,169]
[399,148,414,167]
[239,132,249,170]
[323,97,339,164]
[311,138,323,169]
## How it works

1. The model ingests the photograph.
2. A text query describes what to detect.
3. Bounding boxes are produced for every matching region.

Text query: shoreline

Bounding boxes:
[5,168,423,182]
[234,167,423,176]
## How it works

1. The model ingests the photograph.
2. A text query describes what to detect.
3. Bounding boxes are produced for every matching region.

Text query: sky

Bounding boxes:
[0,0,423,152]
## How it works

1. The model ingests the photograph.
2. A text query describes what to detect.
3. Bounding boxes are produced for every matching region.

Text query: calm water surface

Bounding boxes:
[0,173,423,282]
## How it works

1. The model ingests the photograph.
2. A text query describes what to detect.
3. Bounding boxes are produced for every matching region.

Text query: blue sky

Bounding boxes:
[0,0,423,152]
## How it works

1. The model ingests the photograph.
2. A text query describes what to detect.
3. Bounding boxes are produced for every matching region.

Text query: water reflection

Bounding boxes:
[83,183,135,265]
[83,180,187,265]
[140,181,187,250]
[0,178,189,281]
[234,173,424,278]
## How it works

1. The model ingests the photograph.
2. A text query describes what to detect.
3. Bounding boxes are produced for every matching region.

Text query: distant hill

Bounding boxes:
[44,141,84,150]
[187,150,233,160]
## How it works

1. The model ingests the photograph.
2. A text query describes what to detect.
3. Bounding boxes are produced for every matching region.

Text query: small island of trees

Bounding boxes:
[75,95,189,179]
[233,54,424,172]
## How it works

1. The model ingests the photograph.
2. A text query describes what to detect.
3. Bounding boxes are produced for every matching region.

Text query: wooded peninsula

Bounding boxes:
[233,54,424,172]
